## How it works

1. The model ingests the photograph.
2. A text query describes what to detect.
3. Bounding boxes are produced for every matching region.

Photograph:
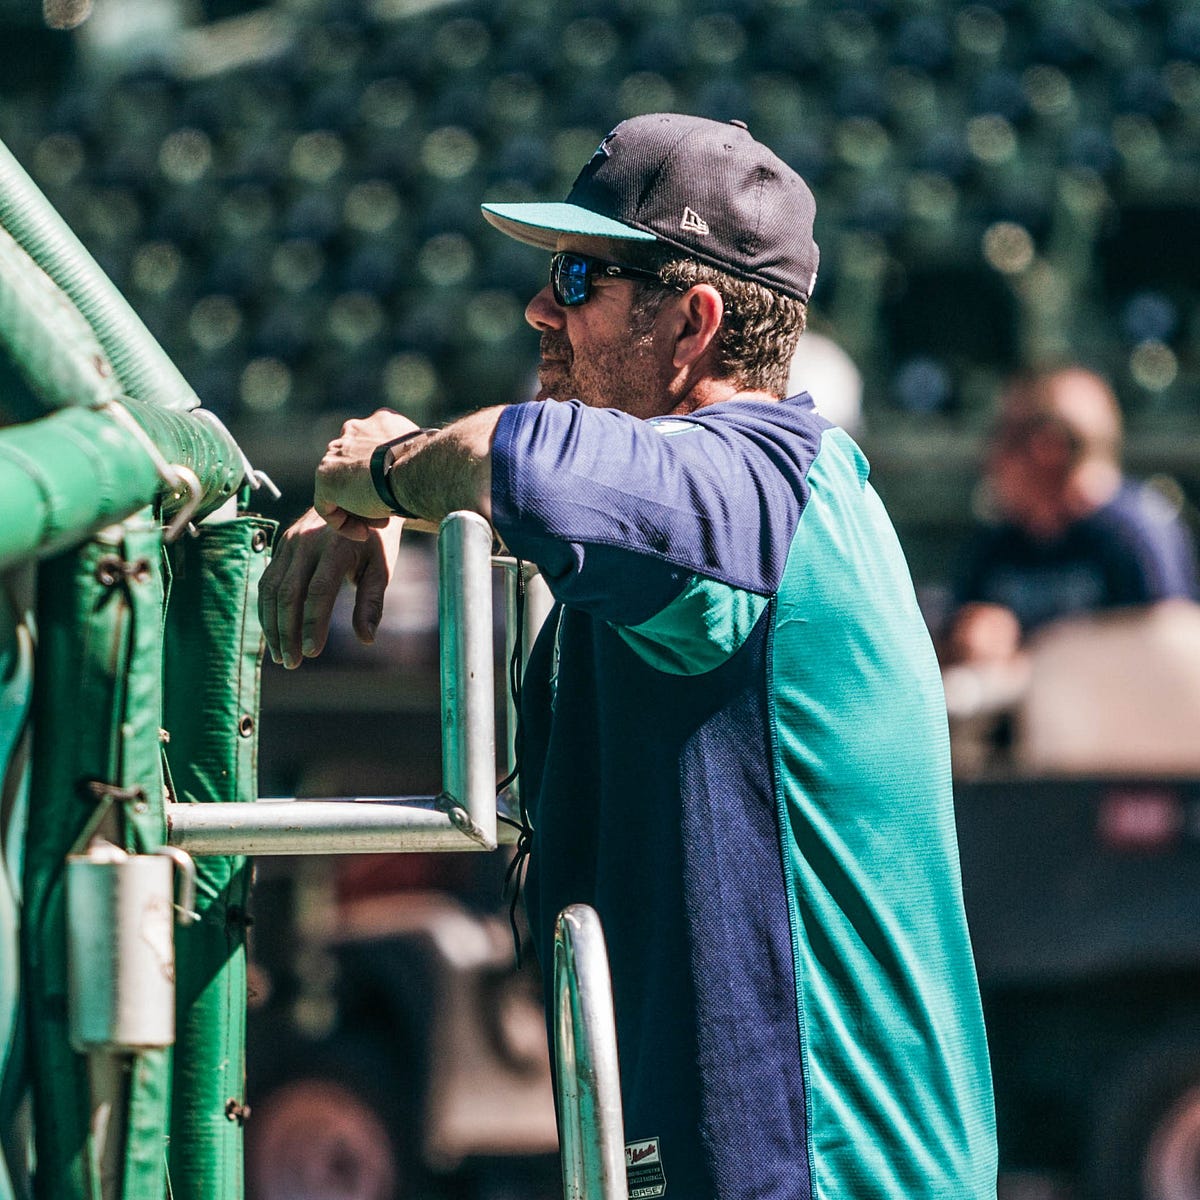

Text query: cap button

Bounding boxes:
[728,119,749,130]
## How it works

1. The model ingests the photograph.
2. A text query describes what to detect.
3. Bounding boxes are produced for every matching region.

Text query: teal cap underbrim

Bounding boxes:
[480,202,659,250]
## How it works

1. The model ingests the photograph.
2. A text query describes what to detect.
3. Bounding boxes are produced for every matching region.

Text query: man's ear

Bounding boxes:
[670,284,723,370]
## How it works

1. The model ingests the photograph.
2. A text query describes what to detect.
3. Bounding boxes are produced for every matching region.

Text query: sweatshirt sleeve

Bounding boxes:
[489,398,818,627]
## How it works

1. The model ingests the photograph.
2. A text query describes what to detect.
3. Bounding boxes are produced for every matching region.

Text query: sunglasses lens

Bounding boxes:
[552,254,590,306]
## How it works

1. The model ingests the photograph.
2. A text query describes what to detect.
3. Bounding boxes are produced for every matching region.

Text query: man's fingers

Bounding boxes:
[339,516,376,542]
[259,509,337,669]
[256,507,401,667]
[300,545,353,660]
[258,535,292,665]
[276,552,320,669]
[300,535,374,662]
[351,520,404,645]
[351,535,395,644]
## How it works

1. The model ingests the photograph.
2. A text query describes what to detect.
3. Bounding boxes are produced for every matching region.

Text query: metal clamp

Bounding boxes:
[193,408,281,500]
[100,398,202,542]
[163,465,201,543]
[156,844,198,925]
[67,839,193,1051]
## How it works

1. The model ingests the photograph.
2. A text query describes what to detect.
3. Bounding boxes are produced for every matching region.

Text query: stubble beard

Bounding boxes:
[535,328,664,418]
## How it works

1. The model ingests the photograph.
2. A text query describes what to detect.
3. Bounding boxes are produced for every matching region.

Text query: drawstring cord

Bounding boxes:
[496,560,534,964]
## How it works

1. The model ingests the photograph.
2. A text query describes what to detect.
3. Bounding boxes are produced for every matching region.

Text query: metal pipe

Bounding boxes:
[524,568,555,648]
[502,561,554,800]
[503,563,520,792]
[0,400,244,572]
[0,407,161,570]
[439,510,496,847]
[553,904,627,1200]
[167,797,523,857]
[0,136,199,411]
[167,511,501,858]
[0,223,121,415]
[87,1049,130,1200]
[165,797,496,856]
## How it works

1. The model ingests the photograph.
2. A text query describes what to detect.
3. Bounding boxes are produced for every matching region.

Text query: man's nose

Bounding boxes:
[526,284,564,331]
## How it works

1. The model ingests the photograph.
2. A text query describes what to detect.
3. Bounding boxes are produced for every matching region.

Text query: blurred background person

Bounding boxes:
[943,365,1199,667]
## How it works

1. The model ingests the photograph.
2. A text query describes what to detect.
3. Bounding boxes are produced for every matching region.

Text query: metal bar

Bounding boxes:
[524,570,555,649]
[554,904,627,1200]
[166,791,520,857]
[439,510,496,847]
[164,797,497,856]
[502,561,554,802]
[503,564,520,794]
[167,510,501,858]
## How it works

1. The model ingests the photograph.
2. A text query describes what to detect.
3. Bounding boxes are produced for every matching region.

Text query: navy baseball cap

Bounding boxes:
[481,113,820,302]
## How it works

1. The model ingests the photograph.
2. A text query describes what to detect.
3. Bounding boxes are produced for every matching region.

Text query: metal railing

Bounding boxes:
[554,904,628,1200]
[166,513,555,857]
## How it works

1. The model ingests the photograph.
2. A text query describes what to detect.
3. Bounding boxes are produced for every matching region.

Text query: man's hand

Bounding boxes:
[258,507,403,669]
[315,409,422,541]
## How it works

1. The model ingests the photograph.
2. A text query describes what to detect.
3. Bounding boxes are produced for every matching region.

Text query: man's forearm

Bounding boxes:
[387,405,505,523]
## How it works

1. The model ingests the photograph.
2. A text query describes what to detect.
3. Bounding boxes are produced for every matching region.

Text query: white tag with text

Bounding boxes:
[625,1137,667,1198]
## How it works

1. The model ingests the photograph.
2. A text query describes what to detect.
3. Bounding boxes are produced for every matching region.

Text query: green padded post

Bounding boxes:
[21,516,170,1200]
[0,409,161,571]
[0,224,121,417]
[0,138,200,413]
[0,563,34,1200]
[164,517,275,1200]
[0,400,246,575]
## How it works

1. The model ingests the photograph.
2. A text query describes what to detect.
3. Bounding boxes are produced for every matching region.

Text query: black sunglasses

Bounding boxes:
[549,251,668,307]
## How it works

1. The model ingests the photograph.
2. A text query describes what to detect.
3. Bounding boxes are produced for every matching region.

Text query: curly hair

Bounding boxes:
[628,258,808,395]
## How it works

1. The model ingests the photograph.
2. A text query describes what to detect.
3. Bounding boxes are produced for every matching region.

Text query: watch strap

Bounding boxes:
[369,428,434,517]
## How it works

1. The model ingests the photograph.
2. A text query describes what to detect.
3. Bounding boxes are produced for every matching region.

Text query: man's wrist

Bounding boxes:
[369,428,437,517]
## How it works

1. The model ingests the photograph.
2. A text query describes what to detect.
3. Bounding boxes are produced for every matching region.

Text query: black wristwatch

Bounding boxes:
[369,428,436,518]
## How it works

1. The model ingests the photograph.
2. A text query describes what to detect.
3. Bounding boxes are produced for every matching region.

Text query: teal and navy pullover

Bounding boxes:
[491,393,997,1200]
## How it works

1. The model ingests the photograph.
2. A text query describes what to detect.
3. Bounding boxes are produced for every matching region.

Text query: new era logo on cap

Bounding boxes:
[680,207,709,236]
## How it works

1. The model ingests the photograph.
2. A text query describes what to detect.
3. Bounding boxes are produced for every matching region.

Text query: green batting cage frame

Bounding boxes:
[0,136,625,1200]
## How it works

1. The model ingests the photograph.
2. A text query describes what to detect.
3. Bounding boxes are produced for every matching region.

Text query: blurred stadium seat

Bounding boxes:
[1016,601,1200,776]
[0,0,1194,447]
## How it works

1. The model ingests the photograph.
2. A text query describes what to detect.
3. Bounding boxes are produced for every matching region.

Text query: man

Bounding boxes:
[259,114,997,1199]
[945,366,1198,665]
